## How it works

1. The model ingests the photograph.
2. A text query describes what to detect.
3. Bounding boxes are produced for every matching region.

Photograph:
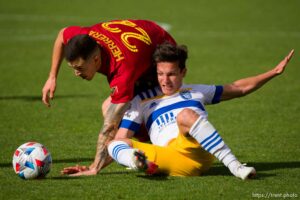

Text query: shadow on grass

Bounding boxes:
[49,171,142,180]
[3,160,300,180]
[50,171,169,181]
[205,161,300,179]
[137,174,169,181]
[0,94,96,102]
[53,157,94,164]
[50,176,89,180]
[2,160,300,170]
[0,157,94,168]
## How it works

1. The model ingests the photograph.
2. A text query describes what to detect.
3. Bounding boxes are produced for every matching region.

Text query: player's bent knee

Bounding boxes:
[177,109,201,135]
[177,108,199,126]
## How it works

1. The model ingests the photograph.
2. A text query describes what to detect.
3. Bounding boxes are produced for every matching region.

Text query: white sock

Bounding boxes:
[189,116,240,174]
[227,160,242,176]
[108,141,137,169]
[214,144,241,175]
[189,116,224,154]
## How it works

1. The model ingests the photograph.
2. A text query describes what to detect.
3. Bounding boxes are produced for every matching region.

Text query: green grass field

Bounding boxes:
[1,0,300,199]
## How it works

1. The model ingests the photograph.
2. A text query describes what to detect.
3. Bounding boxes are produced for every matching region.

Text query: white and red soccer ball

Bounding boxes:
[12,142,52,179]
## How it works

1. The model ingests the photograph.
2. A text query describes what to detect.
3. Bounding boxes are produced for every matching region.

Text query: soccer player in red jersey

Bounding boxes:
[42,19,176,176]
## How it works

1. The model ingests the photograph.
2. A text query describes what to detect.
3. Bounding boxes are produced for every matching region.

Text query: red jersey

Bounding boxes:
[63,19,176,103]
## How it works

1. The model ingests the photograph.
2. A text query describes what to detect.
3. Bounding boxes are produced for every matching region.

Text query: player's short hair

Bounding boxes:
[64,34,99,62]
[153,42,188,70]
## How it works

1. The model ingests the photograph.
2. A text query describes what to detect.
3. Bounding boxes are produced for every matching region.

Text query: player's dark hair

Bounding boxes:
[153,42,188,70]
[64,34,99,62]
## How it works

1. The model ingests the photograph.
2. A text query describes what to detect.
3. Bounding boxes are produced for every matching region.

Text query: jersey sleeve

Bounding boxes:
[119,96,143,133]
[194,84,223,104]
[211,85,223,104]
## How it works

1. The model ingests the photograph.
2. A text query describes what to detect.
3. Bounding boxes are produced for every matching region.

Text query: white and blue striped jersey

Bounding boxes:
[120,84,223,146]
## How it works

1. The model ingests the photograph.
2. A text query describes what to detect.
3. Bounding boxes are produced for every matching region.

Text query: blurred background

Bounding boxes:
[0,0,299,199]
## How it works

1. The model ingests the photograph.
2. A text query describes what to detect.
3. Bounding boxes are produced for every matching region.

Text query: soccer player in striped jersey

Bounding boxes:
[107,43,293,179]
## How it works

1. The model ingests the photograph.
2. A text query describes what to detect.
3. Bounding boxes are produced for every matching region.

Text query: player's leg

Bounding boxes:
[177,108,256,180]
[109,137,213,177]
[107,139,158,174]
[131,139,209,176]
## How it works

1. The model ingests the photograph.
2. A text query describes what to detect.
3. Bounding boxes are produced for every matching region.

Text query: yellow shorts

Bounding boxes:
[131,133,215,176]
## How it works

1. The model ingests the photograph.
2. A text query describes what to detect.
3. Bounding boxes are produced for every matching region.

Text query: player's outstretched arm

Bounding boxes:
[42,28,66,107]
[61,122,135,176]
[61,157,113,176]
[221,49,294,101]
[61,102,130,176]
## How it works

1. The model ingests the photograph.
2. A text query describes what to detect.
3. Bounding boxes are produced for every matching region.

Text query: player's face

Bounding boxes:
[157,61,186,96]
[68,54,101,80]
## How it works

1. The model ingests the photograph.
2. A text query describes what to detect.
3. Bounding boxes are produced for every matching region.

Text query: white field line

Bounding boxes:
[6,29,298,42]
[0,34,55,41]
[0,13,96,22]
[0,14,174,41]
[1,13,299,41]
[176,30,300,38]
[156,22,172,32]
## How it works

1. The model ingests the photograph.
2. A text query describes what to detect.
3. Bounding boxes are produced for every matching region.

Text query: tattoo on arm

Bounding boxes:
[94,103,130,170]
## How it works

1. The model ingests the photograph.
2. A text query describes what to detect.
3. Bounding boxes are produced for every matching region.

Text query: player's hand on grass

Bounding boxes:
[61,165,97,176]
[42,77,56,107]
[61,165,88,174]
[273,49,294,75]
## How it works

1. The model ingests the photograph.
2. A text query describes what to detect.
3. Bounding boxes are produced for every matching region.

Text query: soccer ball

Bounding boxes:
[12,142,52,179]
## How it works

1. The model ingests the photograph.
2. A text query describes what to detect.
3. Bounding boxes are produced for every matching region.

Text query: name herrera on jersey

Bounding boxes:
[89,30,124,62]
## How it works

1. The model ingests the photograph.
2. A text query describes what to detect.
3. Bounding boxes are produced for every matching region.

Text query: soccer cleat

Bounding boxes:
[235,164,256,180]
[132,150,158,175]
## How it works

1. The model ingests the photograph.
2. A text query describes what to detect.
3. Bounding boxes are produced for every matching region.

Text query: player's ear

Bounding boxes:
[93,47,101,62]
[93,54,99,62]
[93,53,101,64]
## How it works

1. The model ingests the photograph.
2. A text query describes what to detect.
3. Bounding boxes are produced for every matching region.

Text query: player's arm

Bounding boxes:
[61,116,135,176]
[220,50,294,101]
[42,28,66,107]
[62,102,131,176]
[65,126,135,175]
[86,125,135,172]
[91,102,130,169]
